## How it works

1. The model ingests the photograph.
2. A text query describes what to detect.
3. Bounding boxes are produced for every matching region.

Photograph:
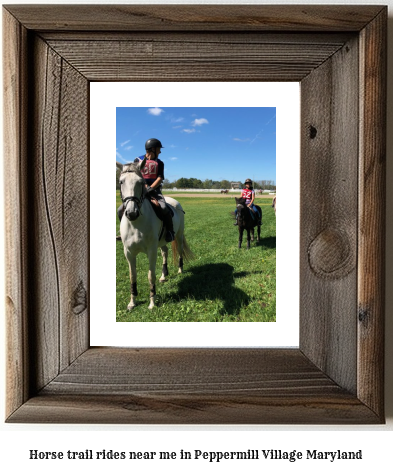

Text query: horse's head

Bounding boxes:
[235,197,246,210]
[235,197,249,224]
[119,158,146,221]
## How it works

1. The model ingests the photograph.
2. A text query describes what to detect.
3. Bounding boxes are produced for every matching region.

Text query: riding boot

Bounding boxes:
[163,213,175,242]
[233,216,238,226]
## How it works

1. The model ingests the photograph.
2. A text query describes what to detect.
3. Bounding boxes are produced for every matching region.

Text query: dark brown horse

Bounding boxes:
[234,197,262,249]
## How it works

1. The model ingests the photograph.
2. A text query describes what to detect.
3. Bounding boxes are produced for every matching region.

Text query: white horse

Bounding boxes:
[117,159,193,310]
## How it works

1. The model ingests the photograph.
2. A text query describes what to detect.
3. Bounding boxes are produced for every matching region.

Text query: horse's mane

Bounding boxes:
[121,162,143,179]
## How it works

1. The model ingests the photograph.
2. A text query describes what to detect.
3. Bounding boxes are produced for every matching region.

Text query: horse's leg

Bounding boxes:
[238,226,243,248]
[159,245,169,282]
[127,254,137,310]
[246,228,251,249]
[147,248,158,309]
[178,240,184,274]
[257,224,261,242]
[175,225,184,274]
[251,226,255,241]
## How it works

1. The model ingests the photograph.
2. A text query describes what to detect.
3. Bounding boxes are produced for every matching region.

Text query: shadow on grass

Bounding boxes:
[255,236,276,249]
[233,270,265,279]
[168,263,250,316]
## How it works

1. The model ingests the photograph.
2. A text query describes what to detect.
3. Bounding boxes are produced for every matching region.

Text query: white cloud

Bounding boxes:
[147,107,164,116]
[182,128,196,133]
[124,145,133,151]
[233,138,250,142]
[120,140,130,147]
[170,157,178,161]
[192,118,209,126]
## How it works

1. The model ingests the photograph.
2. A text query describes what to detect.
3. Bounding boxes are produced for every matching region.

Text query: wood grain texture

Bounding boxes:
[358,9,387,417]
[3,9,30,417]
[3,5,384,32]
[7,348,379,424]
[46,36,349,82]
[40,31,354,44]
[3,5,386,424]
[29,36,90,389]
[300,36,359,394]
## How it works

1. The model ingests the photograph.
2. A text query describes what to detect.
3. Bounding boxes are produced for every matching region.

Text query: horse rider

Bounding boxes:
[234,178,260,225]
[117,138,175,242]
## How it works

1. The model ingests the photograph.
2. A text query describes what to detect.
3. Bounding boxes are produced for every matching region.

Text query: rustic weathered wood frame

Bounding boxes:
[3,5,386,424]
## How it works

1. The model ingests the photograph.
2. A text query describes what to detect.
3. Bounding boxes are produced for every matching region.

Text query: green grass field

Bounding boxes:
[116,192,276,322]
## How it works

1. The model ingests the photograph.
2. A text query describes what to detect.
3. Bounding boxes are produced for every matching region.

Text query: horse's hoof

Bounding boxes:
[148,296,155,310]
[159,276,167,283]
[127,304,136,311]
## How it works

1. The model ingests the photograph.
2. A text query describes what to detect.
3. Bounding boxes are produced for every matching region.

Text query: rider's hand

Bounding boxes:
[146,186,154,194]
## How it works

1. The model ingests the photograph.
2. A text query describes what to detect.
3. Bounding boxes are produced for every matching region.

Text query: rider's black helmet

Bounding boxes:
[145,138,164,150]
[244,179,253,185]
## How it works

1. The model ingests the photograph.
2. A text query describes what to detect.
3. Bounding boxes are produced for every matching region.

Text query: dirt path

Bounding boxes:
[164,193,275,198]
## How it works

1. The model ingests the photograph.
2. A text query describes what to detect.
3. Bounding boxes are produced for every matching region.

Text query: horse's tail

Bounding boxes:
[172,235,194,265]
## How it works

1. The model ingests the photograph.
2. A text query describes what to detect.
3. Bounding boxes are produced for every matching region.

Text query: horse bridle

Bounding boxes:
[120,169,145,214]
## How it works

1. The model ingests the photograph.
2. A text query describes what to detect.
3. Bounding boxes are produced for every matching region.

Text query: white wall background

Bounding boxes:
[0,0,392,472]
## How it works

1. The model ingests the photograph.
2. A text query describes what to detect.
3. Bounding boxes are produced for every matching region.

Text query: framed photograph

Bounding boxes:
[3,5,386,424]
[90,82,300,346]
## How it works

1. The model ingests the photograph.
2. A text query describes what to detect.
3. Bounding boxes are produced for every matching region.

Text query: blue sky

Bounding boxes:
[116,107,276,183]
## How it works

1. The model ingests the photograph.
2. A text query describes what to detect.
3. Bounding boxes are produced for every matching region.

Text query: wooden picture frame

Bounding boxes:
[3,5,386,424]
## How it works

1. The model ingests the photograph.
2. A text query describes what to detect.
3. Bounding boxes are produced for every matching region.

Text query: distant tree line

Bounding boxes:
[163,178,276,190]
[116,168,121,190]
[254,180,276,191]
[116,167,275,191]
[162,178,233,190]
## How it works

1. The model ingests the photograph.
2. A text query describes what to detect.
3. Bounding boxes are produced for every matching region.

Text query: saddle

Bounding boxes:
[148,196,174,221]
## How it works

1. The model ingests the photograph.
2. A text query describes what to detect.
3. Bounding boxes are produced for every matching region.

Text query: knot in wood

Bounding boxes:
[73,281,87,315]
[308,228,354,279]
[358,307,370,324]
[309,125,317,139]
